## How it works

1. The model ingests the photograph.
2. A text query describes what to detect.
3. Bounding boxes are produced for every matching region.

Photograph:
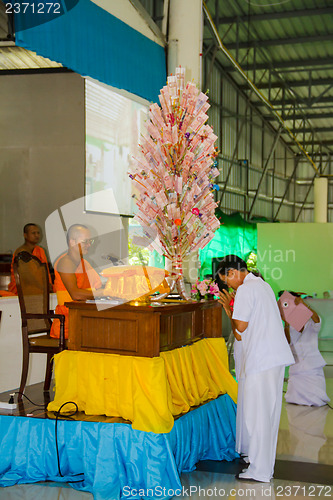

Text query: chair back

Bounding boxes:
[13,252,52,335]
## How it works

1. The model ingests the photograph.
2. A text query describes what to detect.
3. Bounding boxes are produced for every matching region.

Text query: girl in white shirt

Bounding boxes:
[284,294,329,407]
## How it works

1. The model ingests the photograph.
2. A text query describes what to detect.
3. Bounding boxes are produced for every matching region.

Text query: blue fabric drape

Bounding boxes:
[168,396,238,473]
[0,395,238,499]
[14,0,166,102]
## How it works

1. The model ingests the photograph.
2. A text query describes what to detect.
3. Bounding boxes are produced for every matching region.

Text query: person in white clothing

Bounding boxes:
[281,292,329,407]
[218,255,294,483]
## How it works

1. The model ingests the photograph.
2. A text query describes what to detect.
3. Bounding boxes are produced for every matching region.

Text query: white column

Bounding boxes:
[168,0,203,88]
[314,177,328,222]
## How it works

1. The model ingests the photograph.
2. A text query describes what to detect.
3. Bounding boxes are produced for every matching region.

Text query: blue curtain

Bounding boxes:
[0,395,238,499]
[14,0,166,102]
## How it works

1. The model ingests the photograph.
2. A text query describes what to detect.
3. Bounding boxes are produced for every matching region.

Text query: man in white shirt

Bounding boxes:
[217,255,294,483]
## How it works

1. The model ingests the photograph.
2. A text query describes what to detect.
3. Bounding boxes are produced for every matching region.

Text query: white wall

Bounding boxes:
[0,294,58,392]
[0,72,129,264]
[0,72,85,256]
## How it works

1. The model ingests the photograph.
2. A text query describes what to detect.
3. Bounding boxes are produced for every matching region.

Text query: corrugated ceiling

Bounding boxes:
[2,0,333,169]
[203,0,333,164]
[0,1,62,70]
[0,44,62,69]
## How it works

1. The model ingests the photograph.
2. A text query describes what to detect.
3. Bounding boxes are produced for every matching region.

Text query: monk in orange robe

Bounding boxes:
[50,224,103,339]
[8,223,53,294]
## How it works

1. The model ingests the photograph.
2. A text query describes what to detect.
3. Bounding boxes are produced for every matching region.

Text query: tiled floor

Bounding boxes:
[1,344,332,499]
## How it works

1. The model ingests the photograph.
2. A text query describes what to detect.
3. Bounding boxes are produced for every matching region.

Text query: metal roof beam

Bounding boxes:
[226,34,333,50]
[128,0,166,45]
[221,57,333,72]
[288,126,333,134]
[254,95,333,107]
[216,7,333,24]
[202,2,320,175]
[286,140,333,147]
[273,156,301,221]
[265,112,333,121]
[240,77,333,90]
[248,126,283,218]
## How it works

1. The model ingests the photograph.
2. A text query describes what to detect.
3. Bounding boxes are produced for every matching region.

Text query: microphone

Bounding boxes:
[101,255,126,266]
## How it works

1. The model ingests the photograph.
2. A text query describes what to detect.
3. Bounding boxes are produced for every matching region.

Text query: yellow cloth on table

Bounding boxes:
[48,338,237,433]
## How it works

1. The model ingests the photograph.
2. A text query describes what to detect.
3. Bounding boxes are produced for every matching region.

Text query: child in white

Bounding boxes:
[285,296,329,407]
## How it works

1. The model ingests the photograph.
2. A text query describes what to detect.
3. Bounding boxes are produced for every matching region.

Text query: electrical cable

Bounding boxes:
[13,394,85,481]
[54,401,85,483]
[14,392,46,406]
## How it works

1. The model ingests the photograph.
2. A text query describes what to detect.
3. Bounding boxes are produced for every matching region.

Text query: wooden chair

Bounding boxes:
[13,251,66,401]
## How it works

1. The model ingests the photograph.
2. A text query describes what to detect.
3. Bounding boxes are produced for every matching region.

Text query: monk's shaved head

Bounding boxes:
[24,223,39,234]
[23,223,41,245]
[66,224,89,246]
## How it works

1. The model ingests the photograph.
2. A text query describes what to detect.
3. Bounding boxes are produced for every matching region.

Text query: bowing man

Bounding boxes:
[50,224,103,339]
[218,255,294,483]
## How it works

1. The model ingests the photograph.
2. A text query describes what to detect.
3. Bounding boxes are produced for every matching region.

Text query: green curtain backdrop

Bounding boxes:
[199,210,257,278]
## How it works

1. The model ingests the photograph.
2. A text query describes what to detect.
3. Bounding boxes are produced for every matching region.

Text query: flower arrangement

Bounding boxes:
[191,278,220,301]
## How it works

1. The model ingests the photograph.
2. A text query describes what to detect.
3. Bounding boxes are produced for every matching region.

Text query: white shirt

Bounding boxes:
[289,318,326,374]
[232,273,294,376]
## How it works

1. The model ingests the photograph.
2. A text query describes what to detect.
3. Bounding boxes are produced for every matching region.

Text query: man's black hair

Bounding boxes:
[278,290,301,298]
[215,254,248,279]
[23,223,38,233]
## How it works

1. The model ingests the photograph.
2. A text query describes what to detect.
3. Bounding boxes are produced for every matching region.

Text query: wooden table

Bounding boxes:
[66,300,222,357]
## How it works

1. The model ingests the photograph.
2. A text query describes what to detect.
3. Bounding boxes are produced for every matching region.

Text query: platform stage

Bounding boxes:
[0,383,238,500]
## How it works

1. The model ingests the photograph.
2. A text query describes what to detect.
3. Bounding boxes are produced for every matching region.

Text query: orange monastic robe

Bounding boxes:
[8,246,52,295]
[0,290,16,297]
[50,255,102,339]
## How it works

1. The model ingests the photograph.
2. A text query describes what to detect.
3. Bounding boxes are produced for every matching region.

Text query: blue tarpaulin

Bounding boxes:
[14,0,166,102]
[0,395,237,499]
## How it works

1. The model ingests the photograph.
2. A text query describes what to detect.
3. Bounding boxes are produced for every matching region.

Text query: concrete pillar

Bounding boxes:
[314,177,328,222]
[168,0,203,88]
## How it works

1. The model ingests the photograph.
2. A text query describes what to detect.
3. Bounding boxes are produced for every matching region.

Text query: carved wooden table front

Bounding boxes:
[66,300,222,357]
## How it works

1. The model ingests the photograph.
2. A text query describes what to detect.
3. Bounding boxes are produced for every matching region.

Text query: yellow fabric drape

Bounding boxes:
[48,338,237,433]
[161,338,237,415]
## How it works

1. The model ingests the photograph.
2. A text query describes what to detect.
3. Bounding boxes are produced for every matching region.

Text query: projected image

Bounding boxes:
[85,79,148,215]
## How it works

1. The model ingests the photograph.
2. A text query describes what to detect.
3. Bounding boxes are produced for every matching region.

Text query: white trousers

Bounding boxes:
[285,367,329,406]
[236,365,285,482]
